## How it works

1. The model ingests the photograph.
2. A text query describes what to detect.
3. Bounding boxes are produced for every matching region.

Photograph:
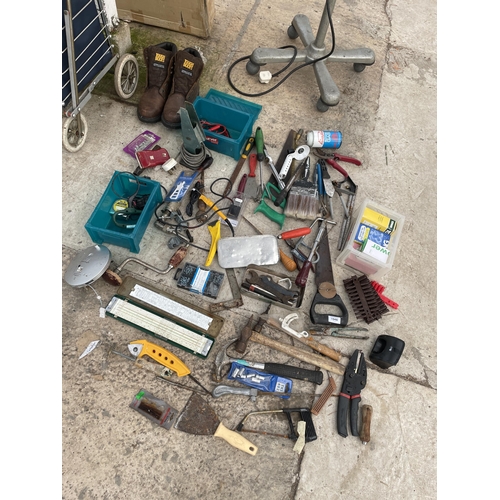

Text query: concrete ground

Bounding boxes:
[60,0,437,498]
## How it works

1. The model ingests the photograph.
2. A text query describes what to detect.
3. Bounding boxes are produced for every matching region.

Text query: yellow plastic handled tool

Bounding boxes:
[128,339,191,377]
[205,220,221,266]
[198,194,229,222]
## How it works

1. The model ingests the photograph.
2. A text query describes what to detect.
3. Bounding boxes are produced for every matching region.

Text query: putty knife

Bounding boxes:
[174,393,258,455]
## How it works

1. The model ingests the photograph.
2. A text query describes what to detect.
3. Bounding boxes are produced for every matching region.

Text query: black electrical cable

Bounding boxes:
[111,171,145,206]
[227,1,336,98]
[154,177,236,252]
[179,143,212,170]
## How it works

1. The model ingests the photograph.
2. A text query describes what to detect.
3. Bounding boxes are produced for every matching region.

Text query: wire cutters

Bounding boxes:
[337,350,367,438]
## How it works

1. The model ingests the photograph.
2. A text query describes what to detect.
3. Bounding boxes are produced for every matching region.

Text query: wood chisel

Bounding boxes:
[248,330,344,375]
[223,136,255,197]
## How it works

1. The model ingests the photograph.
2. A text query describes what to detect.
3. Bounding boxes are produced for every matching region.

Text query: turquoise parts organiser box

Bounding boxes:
[85,171,163,253]
[193,89,262,160]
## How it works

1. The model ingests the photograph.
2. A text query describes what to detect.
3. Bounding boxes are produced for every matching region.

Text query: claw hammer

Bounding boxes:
[234,315,345,376]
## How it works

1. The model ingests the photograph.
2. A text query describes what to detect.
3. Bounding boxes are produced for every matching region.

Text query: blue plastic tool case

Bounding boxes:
[228,362,292,399]
[85,171,163,253]
[193,89,262,160]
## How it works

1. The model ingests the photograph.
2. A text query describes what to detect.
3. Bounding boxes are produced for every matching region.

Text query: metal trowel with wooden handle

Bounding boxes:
[174,393,258,456]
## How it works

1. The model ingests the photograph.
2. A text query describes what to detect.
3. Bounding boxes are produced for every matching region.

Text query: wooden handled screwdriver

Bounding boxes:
[223,137,255,198]
[165,245,190,274]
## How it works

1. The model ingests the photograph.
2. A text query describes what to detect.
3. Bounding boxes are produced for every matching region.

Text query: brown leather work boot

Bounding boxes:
[137,42,177,123]
[161,48,204,129]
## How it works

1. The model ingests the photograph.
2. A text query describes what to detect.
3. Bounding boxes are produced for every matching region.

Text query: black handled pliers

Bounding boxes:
[337,349,367,438]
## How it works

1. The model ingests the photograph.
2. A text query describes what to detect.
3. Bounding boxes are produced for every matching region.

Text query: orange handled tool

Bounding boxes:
[277,227,311,271]
[278,227,311,240]
[278,249,296,272]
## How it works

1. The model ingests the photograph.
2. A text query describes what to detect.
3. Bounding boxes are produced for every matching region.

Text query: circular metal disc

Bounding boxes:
[64,245,111,287]
[318,281,337,298]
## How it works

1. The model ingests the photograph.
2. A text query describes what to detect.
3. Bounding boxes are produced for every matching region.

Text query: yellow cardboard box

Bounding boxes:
[116,0,215,39]
[360,207,397,234]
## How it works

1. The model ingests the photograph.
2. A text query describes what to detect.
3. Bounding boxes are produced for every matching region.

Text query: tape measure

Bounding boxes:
[113,199,129,212]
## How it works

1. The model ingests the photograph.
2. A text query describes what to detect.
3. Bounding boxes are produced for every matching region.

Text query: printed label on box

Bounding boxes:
[355,223,391,247]
[361,241,391,263]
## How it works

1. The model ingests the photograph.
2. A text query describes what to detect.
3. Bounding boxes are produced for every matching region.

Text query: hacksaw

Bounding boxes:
[105,277,224,359]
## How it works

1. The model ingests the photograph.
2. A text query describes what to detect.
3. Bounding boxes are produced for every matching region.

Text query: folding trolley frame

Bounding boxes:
[62,0,139,152]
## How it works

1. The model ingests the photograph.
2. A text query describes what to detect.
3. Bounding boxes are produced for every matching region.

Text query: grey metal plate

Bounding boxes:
[217,235,279,268]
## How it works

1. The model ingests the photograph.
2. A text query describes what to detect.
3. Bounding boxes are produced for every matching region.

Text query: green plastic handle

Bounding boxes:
[254,200,285,229]
[255,127,264,161]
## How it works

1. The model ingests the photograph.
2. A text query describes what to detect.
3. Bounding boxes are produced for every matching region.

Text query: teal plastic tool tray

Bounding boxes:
[193,89,262,160]
[85,171,163,253]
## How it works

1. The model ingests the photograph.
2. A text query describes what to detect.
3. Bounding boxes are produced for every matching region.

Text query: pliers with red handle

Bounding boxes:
[325,153,362,178]
[337,349,367,438]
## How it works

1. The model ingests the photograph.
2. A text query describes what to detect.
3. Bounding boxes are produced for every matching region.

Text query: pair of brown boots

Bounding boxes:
[137,43,204,128]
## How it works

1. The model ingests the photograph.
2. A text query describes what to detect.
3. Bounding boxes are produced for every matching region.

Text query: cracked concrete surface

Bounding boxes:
[59,0,437,498]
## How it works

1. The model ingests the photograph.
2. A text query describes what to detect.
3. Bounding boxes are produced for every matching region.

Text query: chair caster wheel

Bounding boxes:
[287,24,299,39]
[353,63,367,73]
[246,60,260,75]
[317,98,333,112]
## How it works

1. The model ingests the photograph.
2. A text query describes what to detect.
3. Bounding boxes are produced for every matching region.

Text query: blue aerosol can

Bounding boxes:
[306,130,342,149]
